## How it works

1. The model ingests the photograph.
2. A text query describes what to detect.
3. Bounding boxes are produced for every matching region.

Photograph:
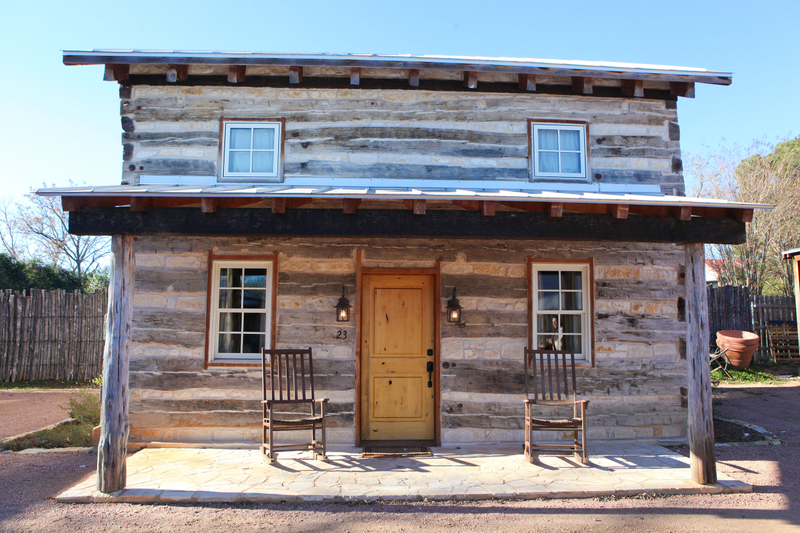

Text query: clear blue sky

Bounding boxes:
[1,0,798,198]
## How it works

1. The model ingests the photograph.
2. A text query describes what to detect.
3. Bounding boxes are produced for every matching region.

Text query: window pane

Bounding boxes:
[218,289,242,309]
[219,268,242,288]
[229,128,251,149]
[243,289,266,309]
[228,151,250,173]
[538,129,559,150]
[252,128,275,149]
[562,292,583,311]
[561,271,582,291]
[561,152,581,174]
[561,335,582,354]
[562,314,582,333]
[219,312,242,332]
[538,335,561,350]
[537,314,559,333]
[243,313,267,332]
[538,271,559,290]
[252,151,275,173]
[244,269,267,288]
[218,333,241,353]
[242,334,265,353]
[539,152,559,173]
[538,291,559,310]
[560,129,581,151]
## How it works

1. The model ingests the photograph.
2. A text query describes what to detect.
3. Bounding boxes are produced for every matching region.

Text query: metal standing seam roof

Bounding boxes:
[62,50,733,85]
[37,182,769,211]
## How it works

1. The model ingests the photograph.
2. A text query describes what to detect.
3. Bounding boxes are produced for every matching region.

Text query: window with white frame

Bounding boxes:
[209,260,273,362]
[222,121,281,179]
[532,263,591,361]
[531,123,587,179]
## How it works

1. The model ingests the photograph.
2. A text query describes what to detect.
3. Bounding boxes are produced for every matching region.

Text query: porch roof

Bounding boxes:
[38,181,768,217]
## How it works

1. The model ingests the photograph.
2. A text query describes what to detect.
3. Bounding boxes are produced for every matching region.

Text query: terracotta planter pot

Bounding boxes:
[716,330,760,369]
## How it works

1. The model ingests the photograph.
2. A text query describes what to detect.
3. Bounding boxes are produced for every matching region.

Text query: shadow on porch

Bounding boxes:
[56,444,750,504]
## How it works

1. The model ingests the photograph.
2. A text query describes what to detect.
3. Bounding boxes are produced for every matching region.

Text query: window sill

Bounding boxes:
[206,361,262,369]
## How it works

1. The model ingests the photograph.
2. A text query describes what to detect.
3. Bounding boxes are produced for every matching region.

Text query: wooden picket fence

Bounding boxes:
[707,285,797,361]
[0,289,108,382]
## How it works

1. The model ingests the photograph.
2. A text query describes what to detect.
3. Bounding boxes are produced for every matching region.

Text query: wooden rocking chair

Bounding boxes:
[261,348,328,463]
[523,348,589,464]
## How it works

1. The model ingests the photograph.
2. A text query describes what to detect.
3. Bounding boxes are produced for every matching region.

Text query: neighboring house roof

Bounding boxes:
[62,50,732,86]
[783,248,800,258]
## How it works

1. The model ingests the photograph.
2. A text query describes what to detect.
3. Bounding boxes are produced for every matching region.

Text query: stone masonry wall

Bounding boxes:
[128,236,687,445]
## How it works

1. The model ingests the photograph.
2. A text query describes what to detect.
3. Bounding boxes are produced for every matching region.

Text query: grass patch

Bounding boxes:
[712,365,788,385]
[0,388,101,451]
[0,420,93,451]
[0,379,98,390]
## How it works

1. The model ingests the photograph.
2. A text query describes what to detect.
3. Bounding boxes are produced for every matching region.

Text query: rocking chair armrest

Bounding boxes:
[575,400,590,406]
[314,398,329,404]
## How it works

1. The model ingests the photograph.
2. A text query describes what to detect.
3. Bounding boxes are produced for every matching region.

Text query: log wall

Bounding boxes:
[120,86,685,193]
[128,236,688,446]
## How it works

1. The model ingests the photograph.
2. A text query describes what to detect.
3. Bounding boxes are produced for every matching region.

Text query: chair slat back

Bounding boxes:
[262,348,316,403]
[524,349,577,402]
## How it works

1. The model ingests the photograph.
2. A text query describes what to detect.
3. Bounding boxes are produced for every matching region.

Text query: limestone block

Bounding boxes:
[134,293,168,309]
[136,254,166,269]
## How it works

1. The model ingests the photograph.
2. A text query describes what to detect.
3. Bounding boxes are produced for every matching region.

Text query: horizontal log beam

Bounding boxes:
[68,207,748,244]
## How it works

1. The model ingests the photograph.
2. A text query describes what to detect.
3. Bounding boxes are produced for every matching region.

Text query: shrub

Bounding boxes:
[66,389,101,426]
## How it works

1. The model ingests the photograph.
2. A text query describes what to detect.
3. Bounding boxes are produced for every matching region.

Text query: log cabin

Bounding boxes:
[40,50,763,492]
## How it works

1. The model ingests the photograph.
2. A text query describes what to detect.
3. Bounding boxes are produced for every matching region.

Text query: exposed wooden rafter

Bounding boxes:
[677,206,693,221]
[734,209,754,223]
[621,79,644,98]
[130,197,152,212]
[481,201,496,217]
[463,71,477,89]
[271,197,312,213]
[610,204,629,219]
[408,69,420,87]
[289,66,303,84]
[670,82,695,98]
[103,64,129,82]
[343,198,362,214]
[404,199,427,215]
[350,67,361,86]
[166,65,189,83]
[227,65,246,83]
[549,202,564,217]
[571,76,593,95]
[518,73,536,92]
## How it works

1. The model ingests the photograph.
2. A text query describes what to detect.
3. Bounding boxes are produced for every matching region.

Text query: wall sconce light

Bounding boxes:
[446,288,464,327]
[335,286,352,322]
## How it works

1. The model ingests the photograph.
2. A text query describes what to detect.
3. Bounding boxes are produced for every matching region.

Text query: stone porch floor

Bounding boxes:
[57,444,750,503]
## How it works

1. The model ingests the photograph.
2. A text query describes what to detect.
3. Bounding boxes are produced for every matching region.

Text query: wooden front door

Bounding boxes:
[360,274,436,441]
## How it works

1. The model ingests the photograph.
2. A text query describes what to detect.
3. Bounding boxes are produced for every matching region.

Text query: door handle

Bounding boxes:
[426,361,434,388]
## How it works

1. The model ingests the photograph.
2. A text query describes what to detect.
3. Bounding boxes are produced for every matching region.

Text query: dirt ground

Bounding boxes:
[0,383,799,533]
[0,390,77,439]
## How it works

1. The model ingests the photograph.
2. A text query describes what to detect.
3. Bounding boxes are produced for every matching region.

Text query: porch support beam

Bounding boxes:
[684,242,717,485]
[69,208,747,244]
[97,234,135,493]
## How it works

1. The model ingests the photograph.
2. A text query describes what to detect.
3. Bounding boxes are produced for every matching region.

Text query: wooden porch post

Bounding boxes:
[97,235,135,493]
[684,242,717,484]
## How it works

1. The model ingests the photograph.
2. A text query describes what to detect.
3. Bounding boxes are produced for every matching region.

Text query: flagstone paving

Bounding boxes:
[57,444,750,503]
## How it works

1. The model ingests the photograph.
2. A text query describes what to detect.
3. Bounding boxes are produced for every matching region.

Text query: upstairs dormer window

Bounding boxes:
[531,123,588,180]
[221,120,283,180]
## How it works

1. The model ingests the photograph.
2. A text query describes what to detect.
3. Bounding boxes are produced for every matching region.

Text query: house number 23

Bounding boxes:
[336,330,348,339]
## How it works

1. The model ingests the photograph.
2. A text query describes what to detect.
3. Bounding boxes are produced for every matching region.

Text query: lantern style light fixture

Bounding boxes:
[446,288,463,325]
[335,286,352,322]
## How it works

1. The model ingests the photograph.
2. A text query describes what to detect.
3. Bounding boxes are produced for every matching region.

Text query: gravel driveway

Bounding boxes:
[0,391,76,439]
[0,383,798,533]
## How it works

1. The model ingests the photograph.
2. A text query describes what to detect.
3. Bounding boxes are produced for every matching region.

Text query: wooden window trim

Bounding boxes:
[218,117,286,183]
[527,257,595,367]
[527,119,591,183]
[204,251,279,369]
